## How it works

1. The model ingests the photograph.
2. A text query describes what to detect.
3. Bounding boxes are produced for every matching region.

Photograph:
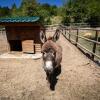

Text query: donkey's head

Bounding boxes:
[40,29,60,43]
[40,29,60,73]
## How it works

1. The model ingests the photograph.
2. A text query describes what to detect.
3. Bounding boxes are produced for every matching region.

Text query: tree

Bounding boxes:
[86,0,100,27]
[11,3,18,17]
[0,7,10,17]
[61,0,100,26]
[1,0,99,26]
[20,0,37,16]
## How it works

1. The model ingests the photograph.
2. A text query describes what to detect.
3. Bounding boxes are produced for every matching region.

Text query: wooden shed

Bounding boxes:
[0,17,44,54]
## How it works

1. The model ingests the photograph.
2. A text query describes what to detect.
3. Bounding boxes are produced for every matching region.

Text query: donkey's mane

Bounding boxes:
[41,40,58,52]
[47,36,52,40]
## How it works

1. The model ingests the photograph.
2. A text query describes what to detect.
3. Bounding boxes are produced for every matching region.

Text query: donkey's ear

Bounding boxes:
[40,31,47,43]
[52,29,60,42]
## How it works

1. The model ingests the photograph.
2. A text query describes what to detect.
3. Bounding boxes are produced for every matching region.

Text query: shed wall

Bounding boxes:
[0,29,9,53]
[5,25,42,53]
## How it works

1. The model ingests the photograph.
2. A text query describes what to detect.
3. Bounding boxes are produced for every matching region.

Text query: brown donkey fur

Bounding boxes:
[40,29,62,90]
[41,39,62,68]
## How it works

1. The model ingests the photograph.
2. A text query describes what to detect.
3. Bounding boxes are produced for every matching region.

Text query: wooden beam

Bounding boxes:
[0,22,41,26]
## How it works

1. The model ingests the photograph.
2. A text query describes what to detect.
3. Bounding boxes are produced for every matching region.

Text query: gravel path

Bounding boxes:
[0,34,100,100]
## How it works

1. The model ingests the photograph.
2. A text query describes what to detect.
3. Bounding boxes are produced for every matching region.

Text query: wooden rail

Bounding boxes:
[60,25,100,60]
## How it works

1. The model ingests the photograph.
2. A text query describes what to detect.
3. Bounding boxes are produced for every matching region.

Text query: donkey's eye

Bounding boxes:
[52,52,55,57]
[43,52,46,54]
[43,52,46,56]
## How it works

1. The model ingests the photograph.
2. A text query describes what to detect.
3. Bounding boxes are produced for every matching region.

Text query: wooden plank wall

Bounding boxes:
[5,26,42,53]
[22,40,34,53]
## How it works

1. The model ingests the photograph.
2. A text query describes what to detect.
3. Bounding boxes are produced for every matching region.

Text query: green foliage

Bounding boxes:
[0,0,99,26]
[20,0,37,16]
[36,3,58,24]
[0,7,10,17]
[62,0,100,26]
[11,3,19,17]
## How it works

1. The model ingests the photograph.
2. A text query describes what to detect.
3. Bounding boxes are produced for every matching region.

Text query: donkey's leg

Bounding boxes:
[49,72,56,90]
[46,72,50,82]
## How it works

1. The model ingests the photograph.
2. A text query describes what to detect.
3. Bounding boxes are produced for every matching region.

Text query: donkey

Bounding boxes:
[40,29,62,90]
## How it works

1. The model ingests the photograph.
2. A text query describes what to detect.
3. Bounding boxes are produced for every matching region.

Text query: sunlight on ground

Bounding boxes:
[0,52,42,59]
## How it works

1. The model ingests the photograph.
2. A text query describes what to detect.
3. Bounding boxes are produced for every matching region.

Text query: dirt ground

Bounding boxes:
[0,34,100,100]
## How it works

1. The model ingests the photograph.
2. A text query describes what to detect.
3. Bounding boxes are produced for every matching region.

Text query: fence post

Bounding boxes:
[92,30,98,60]
[76,29,79,46]
[69,28,71,41]
[62,28,64,35]
[65,28,66,35]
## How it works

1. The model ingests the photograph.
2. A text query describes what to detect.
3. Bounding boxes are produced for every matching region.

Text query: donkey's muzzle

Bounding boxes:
[44,61,53,73]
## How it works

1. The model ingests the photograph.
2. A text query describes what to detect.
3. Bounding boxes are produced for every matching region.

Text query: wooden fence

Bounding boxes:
[0,25,100,61]
[60,25,100,60]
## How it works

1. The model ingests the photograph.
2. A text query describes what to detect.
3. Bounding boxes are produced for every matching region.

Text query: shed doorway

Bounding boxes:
[9,40,22,51]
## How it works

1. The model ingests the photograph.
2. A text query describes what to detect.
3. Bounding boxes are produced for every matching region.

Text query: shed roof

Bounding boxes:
[0,17,40,23]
